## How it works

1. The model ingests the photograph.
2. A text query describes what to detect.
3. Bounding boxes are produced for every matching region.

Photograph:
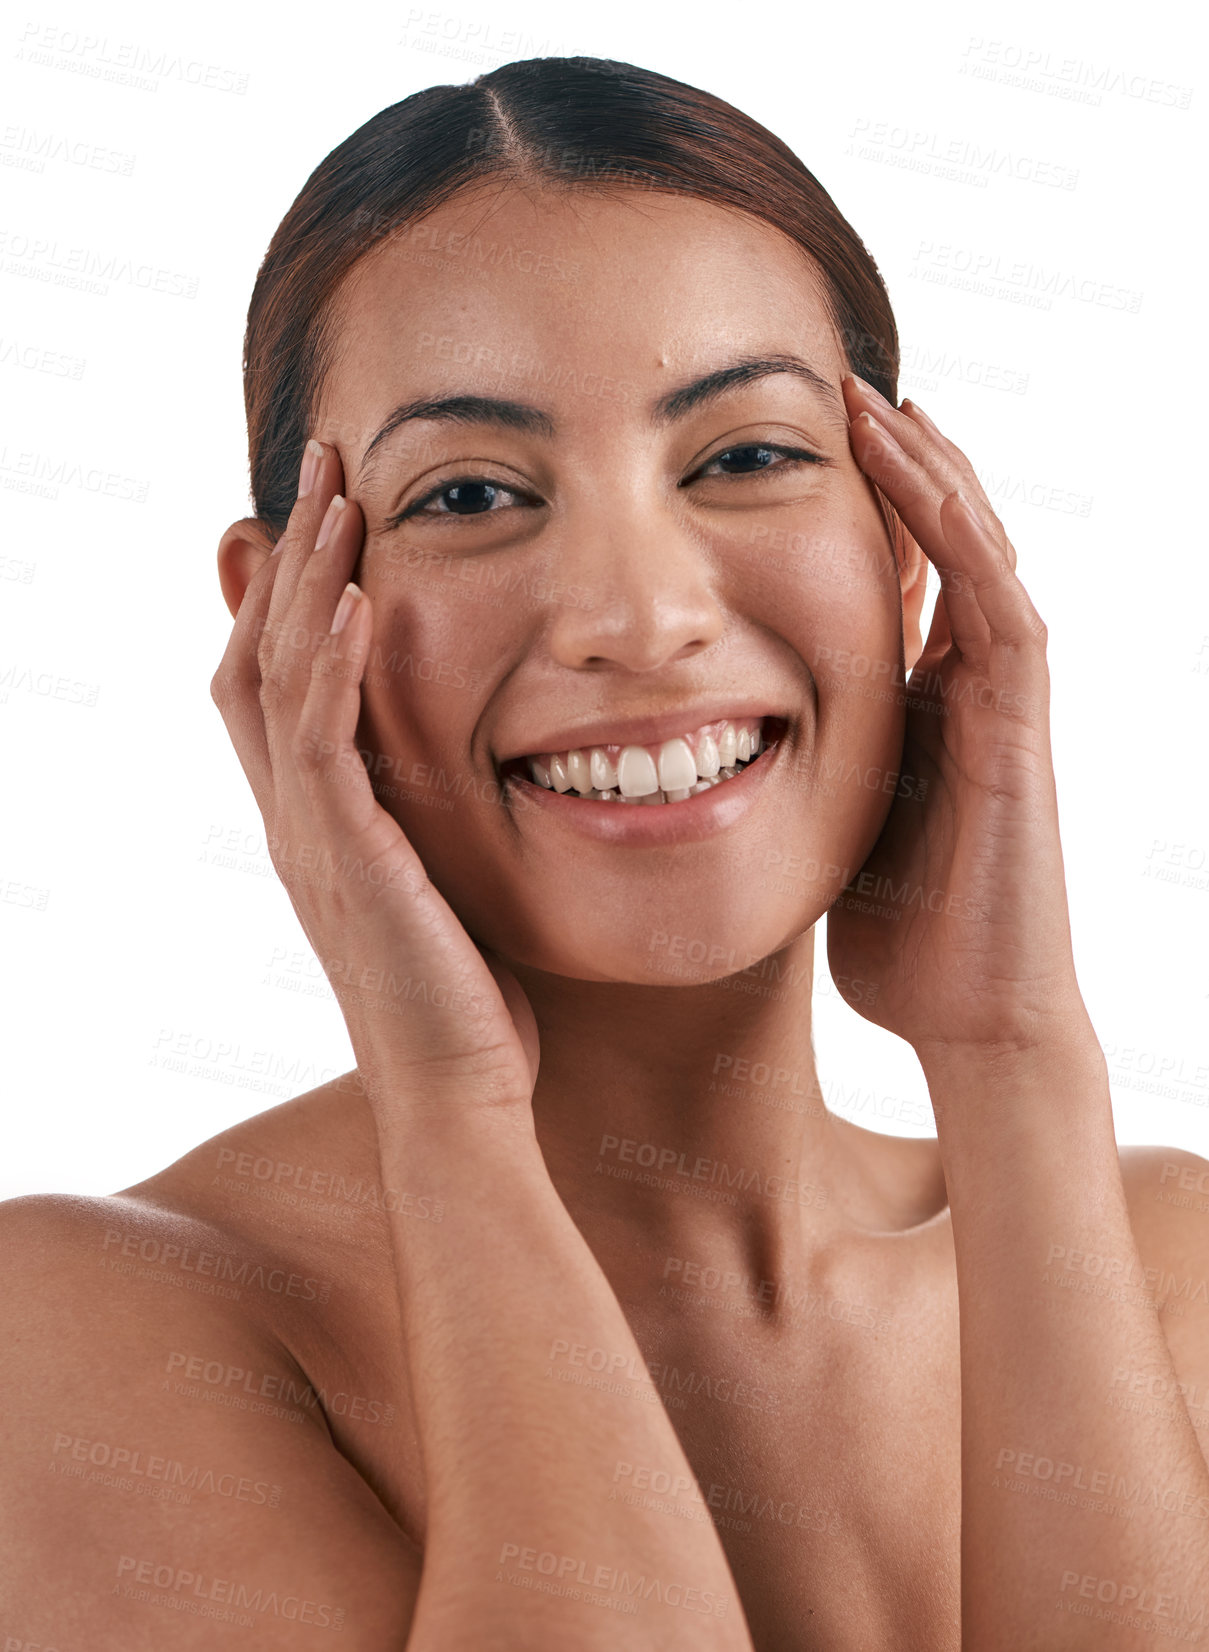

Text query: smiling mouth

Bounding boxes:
[498,715,788,805]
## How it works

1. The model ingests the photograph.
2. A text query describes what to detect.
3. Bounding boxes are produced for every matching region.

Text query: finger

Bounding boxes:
[290,584,391,843]
[880,396,1026,620]
[262,492,373,831]
[279,583,457,959]
[912,564,957,676]
[263,491,366,704]
[901,399,1018,573]
[258,438,364,715]
[212,440,357,817]
[263,567,481,940]
[257,440,348,699]
[851,411,990,658]
[938,490,1047,651]
[842,376,1013,562]
[850,412,1044,656]
[264,440,347,634]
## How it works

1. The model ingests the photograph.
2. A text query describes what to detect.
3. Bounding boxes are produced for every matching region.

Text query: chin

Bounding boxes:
[482,896,821,988]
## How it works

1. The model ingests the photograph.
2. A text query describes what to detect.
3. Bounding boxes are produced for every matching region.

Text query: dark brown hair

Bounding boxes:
[243,56,900,540]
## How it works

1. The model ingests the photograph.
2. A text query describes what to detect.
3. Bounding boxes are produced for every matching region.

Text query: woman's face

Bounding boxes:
[311,184,925,984]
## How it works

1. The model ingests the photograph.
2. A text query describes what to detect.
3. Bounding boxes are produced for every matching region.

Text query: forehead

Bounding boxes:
[320,186,844,436]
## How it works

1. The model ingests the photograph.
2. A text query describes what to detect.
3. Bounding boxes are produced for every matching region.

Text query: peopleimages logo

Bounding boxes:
[909,240,1143,314]
[496,1542,729,1617]
[100,1228,331,1303]
[0,229,199,296]
[114,1555,345,1629]
[847,117,1079,190]
[960,37,1194,110]
[16,25,249,94]
[52,1433,280,1507]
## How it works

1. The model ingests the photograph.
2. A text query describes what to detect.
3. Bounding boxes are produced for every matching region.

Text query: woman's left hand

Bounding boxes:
[825,375,1095,1064]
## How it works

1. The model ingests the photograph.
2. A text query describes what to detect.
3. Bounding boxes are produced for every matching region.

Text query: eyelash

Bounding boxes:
[383,443,827,528]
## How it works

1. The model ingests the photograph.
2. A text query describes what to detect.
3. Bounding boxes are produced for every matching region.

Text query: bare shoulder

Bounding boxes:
[0,1099,418,1647]
[1118,1141,1209,1261]
[1117,1142,1209,1397]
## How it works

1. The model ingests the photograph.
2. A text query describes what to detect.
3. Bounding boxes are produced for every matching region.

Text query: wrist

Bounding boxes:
[915,994,1103,1085]
[916,1024,1112,1145]
[354,1063,543,1174]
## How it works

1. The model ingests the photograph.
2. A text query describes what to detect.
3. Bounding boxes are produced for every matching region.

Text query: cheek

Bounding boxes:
[731,504,905,687]
[351,576,526,863]
[356,565,509,745]
[752,520,909,861]
[715,468,899,618]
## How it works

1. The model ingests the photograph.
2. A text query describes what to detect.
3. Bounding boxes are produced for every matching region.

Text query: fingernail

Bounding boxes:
[298,439,323,500]
[316,494,345,550]
[851,373,891,407]
[902,398,938,430]
[948,490,984,532]
[856,410,899,450]
[331,581,361,634]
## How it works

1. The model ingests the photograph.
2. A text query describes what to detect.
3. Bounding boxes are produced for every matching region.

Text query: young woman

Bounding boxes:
[4,56,1207,1652]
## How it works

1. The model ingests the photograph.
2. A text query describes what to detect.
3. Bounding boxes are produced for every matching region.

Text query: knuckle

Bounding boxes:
[255,625,278,681]
[259,658,293,705]
[290,719,335,772]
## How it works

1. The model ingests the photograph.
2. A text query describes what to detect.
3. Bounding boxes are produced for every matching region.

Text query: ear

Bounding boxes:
[216,517,278,620]
[890,508,929,673]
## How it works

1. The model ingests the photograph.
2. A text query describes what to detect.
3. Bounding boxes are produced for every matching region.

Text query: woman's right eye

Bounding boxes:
[386,477,538,527]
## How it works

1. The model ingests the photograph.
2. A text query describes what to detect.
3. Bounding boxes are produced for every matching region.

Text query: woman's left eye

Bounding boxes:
[689,443,825,481]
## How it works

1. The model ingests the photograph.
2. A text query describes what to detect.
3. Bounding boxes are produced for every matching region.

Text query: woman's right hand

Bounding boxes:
[209,438,540,1122]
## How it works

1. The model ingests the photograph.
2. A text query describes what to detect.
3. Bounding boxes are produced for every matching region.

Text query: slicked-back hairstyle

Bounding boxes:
[243,56,899,540]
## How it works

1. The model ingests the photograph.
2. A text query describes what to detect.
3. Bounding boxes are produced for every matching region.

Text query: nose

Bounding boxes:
[543,496,726,673]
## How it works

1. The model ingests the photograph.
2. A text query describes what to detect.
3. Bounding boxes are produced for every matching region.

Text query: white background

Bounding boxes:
[2,0,1206,1198]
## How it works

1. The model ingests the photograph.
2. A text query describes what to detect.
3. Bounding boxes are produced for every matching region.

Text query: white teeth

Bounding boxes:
[518,716,774,803]
[656,738,698,793]
[693,732,720,778]
[617,746,660,798]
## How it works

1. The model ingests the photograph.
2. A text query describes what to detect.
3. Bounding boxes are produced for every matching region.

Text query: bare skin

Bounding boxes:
[145,1079,967,1644]
[4,1089,1206,1649]
[3,187,1208,1650]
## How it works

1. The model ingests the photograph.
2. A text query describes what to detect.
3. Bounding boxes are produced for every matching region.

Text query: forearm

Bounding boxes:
[374,1102,752,1652]
[923,1037,1209,1650]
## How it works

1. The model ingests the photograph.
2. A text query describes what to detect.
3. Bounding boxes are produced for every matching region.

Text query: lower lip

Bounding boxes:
[500,736,785,847]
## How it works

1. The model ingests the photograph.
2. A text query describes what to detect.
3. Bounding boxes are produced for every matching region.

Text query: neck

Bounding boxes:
[507,928,941,1308]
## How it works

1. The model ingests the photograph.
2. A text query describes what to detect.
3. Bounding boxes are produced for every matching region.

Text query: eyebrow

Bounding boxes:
[355,353,844,484]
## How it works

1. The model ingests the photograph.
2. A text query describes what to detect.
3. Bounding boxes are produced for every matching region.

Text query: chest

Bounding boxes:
[299,1247,964,1652]
[627,1293,964,1651]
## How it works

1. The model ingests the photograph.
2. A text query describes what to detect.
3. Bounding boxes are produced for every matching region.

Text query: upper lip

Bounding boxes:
[496,702,789,764]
